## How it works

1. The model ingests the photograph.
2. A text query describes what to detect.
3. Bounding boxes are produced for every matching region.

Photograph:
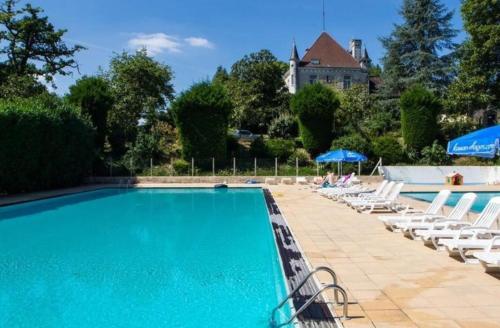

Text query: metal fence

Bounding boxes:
[101,157,370,177]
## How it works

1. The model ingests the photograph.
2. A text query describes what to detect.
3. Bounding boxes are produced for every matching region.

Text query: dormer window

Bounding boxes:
[311,59,320,65]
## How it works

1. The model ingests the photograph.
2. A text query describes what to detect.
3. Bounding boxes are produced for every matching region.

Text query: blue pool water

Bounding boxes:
[402,192,499,213]
[0,188,290,327]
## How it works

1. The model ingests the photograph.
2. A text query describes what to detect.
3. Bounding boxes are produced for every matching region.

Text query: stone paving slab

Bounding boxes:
[269,184,500,328]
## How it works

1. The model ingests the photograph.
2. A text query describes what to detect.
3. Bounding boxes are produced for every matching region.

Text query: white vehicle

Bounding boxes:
[233,129,259,141]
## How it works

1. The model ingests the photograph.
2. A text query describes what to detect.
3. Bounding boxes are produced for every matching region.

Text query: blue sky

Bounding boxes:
[30,0,465,95]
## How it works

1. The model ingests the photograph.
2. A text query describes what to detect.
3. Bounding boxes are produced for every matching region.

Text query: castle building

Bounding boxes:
[284,32,371,94]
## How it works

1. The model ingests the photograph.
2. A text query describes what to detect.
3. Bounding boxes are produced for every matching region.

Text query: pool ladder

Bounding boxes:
[270,266,349,328]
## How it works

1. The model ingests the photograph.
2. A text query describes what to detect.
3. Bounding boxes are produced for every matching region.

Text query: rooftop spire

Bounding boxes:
[290,39,300,61]
[322,0,326,31]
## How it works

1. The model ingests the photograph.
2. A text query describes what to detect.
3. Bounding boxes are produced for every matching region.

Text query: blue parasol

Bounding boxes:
[447,125,500,158]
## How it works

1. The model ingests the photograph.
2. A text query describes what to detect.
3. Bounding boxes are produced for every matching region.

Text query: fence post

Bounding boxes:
[316,162,319,177]
[191,158,194,177]
[150,158,153,177]
[110,159,113,177]
[296,157,299,177]
[212,157,215,177]
[254,158,257,177]
[233,157,236,176]
[130,158,133,177]
[358,161,361,177]
[275,157,278,177]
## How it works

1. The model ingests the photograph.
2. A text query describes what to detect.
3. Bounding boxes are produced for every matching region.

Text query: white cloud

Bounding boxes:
[184,37,215,49]
[128,33,182,55]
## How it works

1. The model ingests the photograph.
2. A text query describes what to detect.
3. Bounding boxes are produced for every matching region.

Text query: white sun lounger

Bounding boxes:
[417,197,500,249]
[354,182,404,214]
[346,181,395,208]
[438,197,500,262]
[397,192,477,239]
[473,236,500,271]
[340,180,388,203]
[378,190,451,230]
[296,177,308,185]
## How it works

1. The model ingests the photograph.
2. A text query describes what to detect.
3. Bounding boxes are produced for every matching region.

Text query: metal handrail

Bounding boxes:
[370,157,383,176]
[272,284,349,327]
[271,266,344,325]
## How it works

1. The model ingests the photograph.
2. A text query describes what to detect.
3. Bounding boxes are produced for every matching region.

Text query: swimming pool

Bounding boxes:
[402,192,499,213]
[0,188,290,327]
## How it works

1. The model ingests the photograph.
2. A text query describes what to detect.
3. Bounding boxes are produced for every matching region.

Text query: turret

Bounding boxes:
[289,40,300,94]
[360,48,372,70]
[349,39,362,61]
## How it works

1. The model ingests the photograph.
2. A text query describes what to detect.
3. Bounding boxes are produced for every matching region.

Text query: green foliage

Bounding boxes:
[439,114,478,141]
[249,137,268,158]
[361,110,398,137]
[0,98,94,194]
[0,74,47,99]
[212,66,229,86]
[0,0,84,84]
[292,83,340,156]
[336,84,371,135]
[380,0,458,96]
[265,139,295,161]
[268,113,298,138]
[107,49,174,156]
[419,141,451,165]
[226,50,290,133]
[446,0,500,116]
[172,159,190,175]
[226,135,240,157]
[330,134,372,156]
[287,148,312,166]
[67,76,113,152]
[400,85,441,153]
[372,135,406,165]
[172,82,232,161]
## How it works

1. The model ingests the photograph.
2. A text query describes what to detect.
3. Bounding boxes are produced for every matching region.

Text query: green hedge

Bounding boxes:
[172,82,232,161]
[372,135,406,165]
[400,85,441,153]
[0,99,95,194]
[291,83,339,157]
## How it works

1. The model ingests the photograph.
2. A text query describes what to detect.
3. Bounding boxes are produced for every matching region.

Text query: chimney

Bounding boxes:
[350,39,362,61]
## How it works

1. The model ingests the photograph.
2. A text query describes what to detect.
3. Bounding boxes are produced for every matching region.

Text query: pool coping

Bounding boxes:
[264,189,341,328]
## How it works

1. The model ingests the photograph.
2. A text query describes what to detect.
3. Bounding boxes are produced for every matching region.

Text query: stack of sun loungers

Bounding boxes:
[377,192,500,271]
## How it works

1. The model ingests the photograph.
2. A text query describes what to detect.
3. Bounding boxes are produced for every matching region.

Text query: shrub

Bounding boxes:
[0,99,95,194]
[419,141,451,165]
[226,135,240,157]
[439,114,477,141]
[265,139,295,161]
[287,148,312,166]
[291,83,340,156]
[330,133,372,156]
[249,137,268,158]
[372,135,406,165]
[400,85,441,153]
[67,76,113,152]
[268,113,298,138]
[171,82,232,161]
[172,159,190,175]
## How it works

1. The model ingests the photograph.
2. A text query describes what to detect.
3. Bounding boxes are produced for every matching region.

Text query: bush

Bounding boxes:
[67,76,113,152]
[400,85,441,153]
[172,159,190,175]
[330,134,372,156]
[291,83,340,156]
[372,135,406,165]
[419,141,451,165]
[439,114,477,141]
[265,139,295,161]
[171,82,232,161]
[268,113,298,138]
[249,137,268,158]
[0,99,95,194]
[287,148,312,166]
[226,135,240,157]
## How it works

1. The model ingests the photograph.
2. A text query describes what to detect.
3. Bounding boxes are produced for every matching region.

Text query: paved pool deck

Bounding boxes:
[268,183,500,328]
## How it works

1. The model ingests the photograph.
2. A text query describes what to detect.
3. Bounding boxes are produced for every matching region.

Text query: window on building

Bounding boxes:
[326,75,332,84]
[311,59,320,65]
[309,75,317,84]
[343,75,352,89]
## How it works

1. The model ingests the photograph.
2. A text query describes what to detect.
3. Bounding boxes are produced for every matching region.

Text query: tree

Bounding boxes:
[291,83,340,157]
[0,0,83,86]
[372,135,406,164]
[400,85,441,154]
[212,66,229,86]
[380,0,458,96]
[447,0,500,120]
[171,82,232,161]
[227,49,290,133]
[336,84,371,136]
[106,49,174,155]
[67,76,113,152]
